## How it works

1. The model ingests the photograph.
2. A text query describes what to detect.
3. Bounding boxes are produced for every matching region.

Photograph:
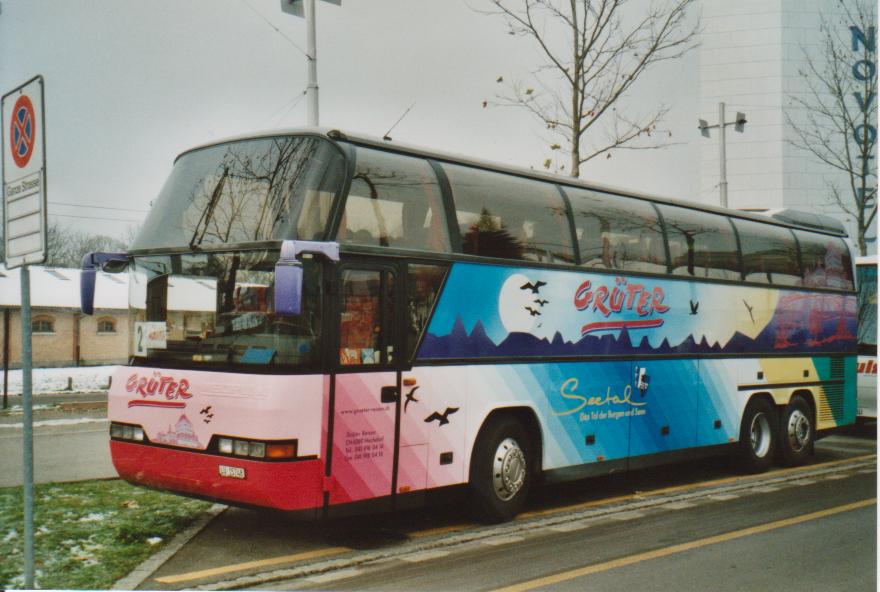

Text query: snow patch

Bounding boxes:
[78,512,111,523]
[0,418,108,429]
[1,365,117,395]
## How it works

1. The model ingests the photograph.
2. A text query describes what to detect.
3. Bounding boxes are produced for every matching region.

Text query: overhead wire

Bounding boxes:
[239,0,310,58]
[49,212,144,224]
[48,201,149,214]
[273,90,308,127]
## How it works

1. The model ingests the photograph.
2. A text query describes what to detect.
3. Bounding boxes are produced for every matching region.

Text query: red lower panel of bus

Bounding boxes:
[110,441,324,511]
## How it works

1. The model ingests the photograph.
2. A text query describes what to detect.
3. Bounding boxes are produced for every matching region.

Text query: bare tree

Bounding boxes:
[786,1,877,255]
[44,222,126,268]
[482,0,700,177]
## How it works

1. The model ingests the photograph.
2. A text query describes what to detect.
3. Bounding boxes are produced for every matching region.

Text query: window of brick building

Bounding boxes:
[32,316,55,334]
[97,318,116,334]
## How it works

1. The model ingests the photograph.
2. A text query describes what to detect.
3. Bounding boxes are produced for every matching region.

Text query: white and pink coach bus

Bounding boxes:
[82,129,857,522]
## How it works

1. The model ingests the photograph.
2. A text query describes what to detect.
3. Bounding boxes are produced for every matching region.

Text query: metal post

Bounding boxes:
[21,265,34,588]
[305,0,319,126]
[3,308,8,410]
[718,101,728,208]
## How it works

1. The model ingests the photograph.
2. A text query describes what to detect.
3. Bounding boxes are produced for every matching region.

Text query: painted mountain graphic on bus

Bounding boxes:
[418,292,856,360]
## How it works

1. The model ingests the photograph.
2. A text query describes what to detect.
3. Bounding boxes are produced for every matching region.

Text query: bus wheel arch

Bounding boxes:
[469,407,541,523]
[778,392,816,466]
[738,394,778,473]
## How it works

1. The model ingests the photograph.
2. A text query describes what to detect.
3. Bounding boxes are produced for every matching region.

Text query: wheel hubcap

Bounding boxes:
[492,437,526,502]
[787,409,811,453]
[750,412,771,458]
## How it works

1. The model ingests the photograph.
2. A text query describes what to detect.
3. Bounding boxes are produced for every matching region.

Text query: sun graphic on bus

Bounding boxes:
[498,273,550,334]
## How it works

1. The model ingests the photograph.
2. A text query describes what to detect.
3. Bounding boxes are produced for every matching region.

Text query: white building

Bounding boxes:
[697,0,876,253]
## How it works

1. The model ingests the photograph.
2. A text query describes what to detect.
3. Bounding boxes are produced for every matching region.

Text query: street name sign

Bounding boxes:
[2,75,47,269]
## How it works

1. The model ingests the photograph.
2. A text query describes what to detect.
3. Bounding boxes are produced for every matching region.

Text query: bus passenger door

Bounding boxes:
[327,266,400,510]
[627,360,699,461]
[396,264,458,497]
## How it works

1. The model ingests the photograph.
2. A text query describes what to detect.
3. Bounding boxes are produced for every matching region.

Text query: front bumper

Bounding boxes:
[111,441,325,511]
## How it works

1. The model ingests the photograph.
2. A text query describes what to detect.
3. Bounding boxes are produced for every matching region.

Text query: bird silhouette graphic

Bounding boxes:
[689,300,699,315]
[404,386,420,413]
[525,306,541,316]
[534,298,549,306]
[742,299,755,324]
[200,406,212,415]
[520,280,547,294]
[424,407,459,426]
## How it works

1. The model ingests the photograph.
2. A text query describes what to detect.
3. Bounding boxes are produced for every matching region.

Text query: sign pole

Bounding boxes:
[3,308,9,410]
[21,265,34,589]
[3,75,47,590]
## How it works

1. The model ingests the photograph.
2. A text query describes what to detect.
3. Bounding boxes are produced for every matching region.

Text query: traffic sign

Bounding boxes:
[2,76,47,269]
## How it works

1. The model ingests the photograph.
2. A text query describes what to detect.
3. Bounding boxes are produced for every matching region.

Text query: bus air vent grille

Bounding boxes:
[829,356,845,380]
[819,383,844,423]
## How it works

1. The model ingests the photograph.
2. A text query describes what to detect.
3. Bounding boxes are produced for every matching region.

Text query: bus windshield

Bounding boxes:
[131,135,345,251]
[129,250,323,371]
[857,262,877,353]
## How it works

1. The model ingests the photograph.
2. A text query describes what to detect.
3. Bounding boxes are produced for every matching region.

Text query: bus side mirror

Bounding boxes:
[80,252,129,315]
[274,260,304,316]
[274,240,339,317]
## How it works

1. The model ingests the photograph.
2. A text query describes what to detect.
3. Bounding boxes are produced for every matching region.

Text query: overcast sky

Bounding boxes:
[0,0,700,241]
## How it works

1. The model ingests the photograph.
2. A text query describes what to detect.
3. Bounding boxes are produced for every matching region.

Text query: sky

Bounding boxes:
[0,0,700,242]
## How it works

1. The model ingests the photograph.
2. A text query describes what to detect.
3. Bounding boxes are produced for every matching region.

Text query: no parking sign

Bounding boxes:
[2,75,46,269]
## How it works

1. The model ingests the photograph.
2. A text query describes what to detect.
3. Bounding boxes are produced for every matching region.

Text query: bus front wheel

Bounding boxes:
[470,417,532,523]
[738,398,778,473]
[778,396,814,466]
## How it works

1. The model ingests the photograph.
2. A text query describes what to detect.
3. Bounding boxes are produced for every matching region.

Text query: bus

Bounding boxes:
[856,255,877,422]
[81,129,857,522]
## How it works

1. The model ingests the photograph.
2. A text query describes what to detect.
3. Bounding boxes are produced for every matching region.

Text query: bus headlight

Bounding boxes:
[110,422,148,443]
[213,436,297,460]
[218,438,234,454]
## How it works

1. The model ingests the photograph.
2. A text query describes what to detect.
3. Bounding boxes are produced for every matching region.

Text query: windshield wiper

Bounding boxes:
[189,166,230,248]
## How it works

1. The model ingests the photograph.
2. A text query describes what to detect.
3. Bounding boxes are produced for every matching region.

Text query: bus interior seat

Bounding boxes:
[400,199,428,250]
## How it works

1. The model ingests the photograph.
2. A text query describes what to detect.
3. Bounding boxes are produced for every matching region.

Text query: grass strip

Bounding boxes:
[0,479,212,589]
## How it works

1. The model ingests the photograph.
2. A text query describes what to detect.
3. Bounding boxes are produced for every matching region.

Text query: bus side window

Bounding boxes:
[406,264,447,359]
[566,187,666,274]
[658,204,740,281]
[337,147,451,253]
[339,269,395,366]
[443,164,575,262]
[795,230,854,290]
[733,219,802,285]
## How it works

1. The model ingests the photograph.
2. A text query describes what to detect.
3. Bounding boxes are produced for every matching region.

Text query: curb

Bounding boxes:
[112,503,228,591]
[58,401,107,411]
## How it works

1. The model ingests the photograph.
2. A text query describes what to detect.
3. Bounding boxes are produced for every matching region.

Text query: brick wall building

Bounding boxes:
[0,266,129,368]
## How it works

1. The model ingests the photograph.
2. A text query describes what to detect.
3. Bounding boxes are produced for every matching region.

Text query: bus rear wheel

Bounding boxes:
[470,417,532,523]
[738,398,777,473]
[778,396,814,466]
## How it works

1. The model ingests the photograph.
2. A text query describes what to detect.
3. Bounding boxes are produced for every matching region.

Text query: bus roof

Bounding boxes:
[176,127,848,238]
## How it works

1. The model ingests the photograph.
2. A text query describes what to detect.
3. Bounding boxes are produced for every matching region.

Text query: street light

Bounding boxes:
[280,0,341,127]
[698,103,746,208]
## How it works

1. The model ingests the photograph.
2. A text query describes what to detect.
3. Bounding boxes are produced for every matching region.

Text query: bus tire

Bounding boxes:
[738,398,777,473]
[778,396,814,466]
[469,416,532,523]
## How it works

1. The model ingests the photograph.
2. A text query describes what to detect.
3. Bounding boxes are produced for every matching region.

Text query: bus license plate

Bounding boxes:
[219,465,246,479]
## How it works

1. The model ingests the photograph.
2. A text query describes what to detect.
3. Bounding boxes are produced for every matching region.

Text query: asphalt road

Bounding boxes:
[287,472,875,592]
[137,430,876,591]
[0,392,113,487]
